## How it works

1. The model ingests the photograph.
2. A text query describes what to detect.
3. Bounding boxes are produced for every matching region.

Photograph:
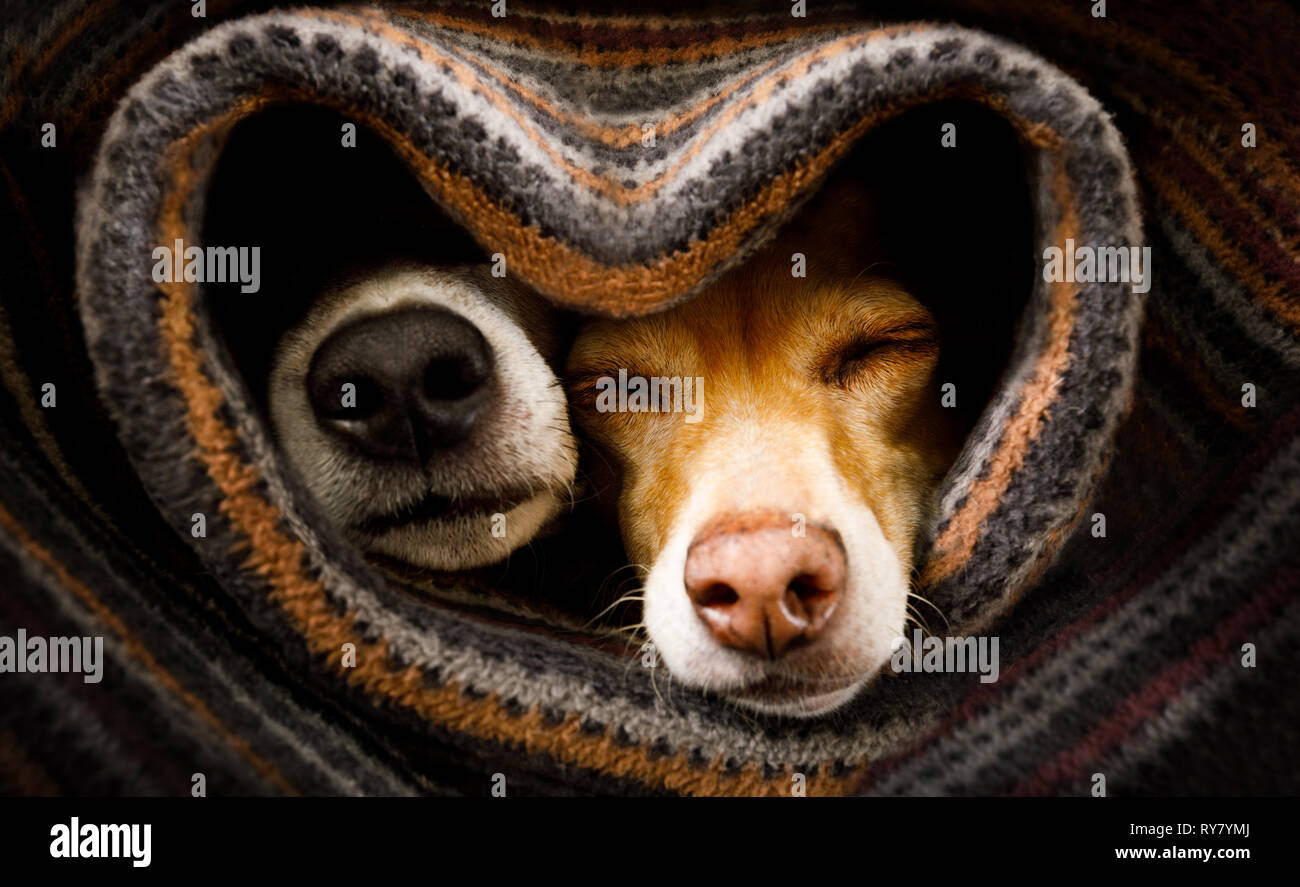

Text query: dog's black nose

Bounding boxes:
[306,306,494,464]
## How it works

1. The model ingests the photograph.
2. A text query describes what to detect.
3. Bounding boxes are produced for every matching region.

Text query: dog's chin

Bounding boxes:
[641,520,903,720]
[719,675,868,718]
[356,487,566,571]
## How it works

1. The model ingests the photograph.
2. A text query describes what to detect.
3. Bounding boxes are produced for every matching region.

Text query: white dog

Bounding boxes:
[269,264,577,570]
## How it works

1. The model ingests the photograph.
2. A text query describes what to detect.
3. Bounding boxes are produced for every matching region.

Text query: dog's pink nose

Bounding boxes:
[683,513,845,659]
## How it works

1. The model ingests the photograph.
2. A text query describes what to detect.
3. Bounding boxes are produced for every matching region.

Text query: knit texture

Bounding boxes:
[0,1,1296,795]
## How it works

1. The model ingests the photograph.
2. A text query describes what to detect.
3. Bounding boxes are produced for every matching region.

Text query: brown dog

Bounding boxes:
[566,174,963,716]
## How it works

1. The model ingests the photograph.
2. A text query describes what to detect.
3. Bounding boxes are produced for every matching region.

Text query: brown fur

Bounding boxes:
[568,174,961,577]
[565,172,965,714]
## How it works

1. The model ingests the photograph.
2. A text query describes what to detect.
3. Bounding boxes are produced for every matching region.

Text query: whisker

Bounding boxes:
[908,589,950,630]
[585,589,646,628]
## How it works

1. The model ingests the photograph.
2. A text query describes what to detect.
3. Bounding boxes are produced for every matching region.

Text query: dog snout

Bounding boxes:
[306,306,494,465]
[683,513,845,660]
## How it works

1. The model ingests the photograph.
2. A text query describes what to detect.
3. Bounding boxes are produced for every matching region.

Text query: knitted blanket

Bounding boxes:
[1,1,1296,796]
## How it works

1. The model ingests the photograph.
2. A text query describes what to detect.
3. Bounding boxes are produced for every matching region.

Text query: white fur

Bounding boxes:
[269,265,577,570]
[640,418,907,717]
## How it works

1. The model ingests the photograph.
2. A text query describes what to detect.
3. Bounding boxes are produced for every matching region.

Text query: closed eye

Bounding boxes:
[564,371,609,407]
[826,322,939,386]
[564,369,653,410]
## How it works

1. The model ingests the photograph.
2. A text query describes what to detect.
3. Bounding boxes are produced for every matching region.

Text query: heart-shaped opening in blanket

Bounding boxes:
[75,13,1142,785]
[199,98,1036,630]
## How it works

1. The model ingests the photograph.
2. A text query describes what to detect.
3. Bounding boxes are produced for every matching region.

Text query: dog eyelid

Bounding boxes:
[826,321,938,384]
[566,370,616,391]
[563,369,648,408]
[566,367,660,387]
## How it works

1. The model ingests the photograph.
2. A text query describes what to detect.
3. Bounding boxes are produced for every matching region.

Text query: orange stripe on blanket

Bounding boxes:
[0,47,25,129]
[29,0,119,77]
[1112,86,1300,261]
[370,5,858,68]
[968,0,1300,208]
[65,6,201,134]
[0,158,101,514]
[1009,57,1300,334]
[1143,161,1300,334]
[1142,312,1254,433]
[305,8,640,202]
[0,500,298,795]
[606,24,934,206]
[397,81,1052,314]
[0,728,60,796]
[340,5,794,152]
[308,10,928,202]
[920,157,1082,589]
[377,1,863,31]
